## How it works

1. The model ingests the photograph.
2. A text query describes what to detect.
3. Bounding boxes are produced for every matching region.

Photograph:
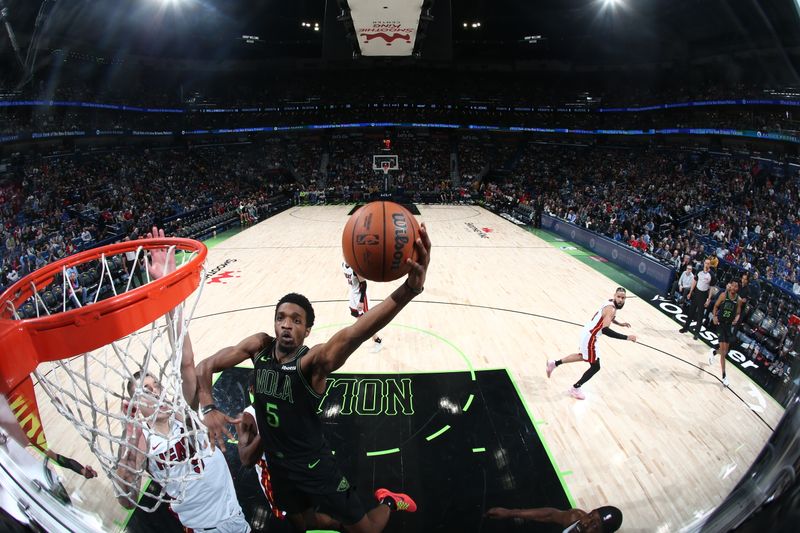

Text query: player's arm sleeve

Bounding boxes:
[359,280,367,299]
[54,453,86,476]
[601,327,628,340]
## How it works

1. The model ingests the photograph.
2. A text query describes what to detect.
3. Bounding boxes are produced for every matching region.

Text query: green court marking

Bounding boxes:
[314,322,477,381]
[228,325,476,457]
[202,226,245,249]
[175,250,191,267]
[365,447,401,457]
[529,228,650,295]
[462,393,474,412]
[392,324,476,381]
[505,368,576,508]
[472,447,486,453]
[321,323,474,452]
[561,470,573,476]
[425,424,451,441]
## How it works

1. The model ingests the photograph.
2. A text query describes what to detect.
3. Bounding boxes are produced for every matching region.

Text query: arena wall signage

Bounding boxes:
[541,215,675,294]
[5,123,800,145]
[647,294,795,409]
[3,98,799,113]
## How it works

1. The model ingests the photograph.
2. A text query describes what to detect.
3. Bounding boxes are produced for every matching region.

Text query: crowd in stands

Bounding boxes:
[390,131,451,193]
[458,136,492,185]
[0,144,294,294]
[524,145,800,297]
[1,128,798,379]
[286,136,323,184]
[324,135,379,199]
[475,141,799,380]
[4,133,799,295]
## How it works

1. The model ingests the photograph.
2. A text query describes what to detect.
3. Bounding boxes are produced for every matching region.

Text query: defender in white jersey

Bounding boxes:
[114,226,249,532]
[140,414,247,531]
[342,261,382,352]
[546,287,638,400]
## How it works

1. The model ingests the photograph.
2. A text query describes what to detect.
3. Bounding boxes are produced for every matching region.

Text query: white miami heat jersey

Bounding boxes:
[342,262,366,310]
[581,300,616,339]
[144,420,242,529]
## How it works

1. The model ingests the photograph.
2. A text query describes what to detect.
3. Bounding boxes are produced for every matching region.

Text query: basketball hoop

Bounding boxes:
[372,154,398,175]
[0,238,209,512]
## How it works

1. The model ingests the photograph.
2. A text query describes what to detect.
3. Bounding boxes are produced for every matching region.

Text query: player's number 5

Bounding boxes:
[266,402,280,428]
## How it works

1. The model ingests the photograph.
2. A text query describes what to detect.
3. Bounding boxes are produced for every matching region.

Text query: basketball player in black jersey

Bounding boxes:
[709,280,742,387]
[196,224,431,533]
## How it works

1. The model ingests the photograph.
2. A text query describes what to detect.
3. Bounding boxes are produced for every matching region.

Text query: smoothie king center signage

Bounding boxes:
[348,0,423,56]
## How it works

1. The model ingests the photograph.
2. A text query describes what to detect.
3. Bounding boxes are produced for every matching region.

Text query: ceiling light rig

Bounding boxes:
[600,0,624,10]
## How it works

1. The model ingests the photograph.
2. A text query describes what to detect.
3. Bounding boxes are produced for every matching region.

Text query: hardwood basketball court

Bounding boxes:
[32,205,785,531]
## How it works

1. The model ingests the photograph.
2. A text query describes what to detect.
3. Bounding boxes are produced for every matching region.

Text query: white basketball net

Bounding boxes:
[10,245,208,512]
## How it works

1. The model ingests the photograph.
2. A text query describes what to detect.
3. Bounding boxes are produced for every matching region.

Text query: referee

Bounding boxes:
[680,258,714,340]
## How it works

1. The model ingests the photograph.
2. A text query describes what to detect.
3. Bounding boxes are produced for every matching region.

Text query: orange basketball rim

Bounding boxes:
[0,238,207,449]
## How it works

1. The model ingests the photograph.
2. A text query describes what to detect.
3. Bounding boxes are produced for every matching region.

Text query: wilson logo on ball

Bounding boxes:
[342,201,420,282]
[356,234,380,245]
[390,214,409,271]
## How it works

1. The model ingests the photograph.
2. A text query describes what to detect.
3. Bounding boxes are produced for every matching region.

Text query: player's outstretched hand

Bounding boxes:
[619,321,631,328]
[119,401,146,464]
[485,507,513,519]
[236,411,257,448]
[146,226,176,281]
[406,222,431,292]
[628,334,638,343]
[82,465,99,479]
[203,409,242,452]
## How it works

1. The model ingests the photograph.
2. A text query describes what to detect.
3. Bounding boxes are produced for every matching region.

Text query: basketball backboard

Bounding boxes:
[0,395,105,531]
[372,154,399,174]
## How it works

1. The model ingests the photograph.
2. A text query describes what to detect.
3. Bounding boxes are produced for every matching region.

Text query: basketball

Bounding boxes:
[342,201,421,282]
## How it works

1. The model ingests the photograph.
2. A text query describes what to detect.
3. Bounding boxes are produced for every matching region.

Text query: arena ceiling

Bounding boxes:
[1,0,799,76]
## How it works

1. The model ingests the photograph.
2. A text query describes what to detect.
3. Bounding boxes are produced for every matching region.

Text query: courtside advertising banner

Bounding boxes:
[347,0,423,56]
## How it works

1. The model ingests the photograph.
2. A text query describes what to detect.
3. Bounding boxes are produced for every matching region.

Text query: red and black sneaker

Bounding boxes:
[374,488,417,513]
